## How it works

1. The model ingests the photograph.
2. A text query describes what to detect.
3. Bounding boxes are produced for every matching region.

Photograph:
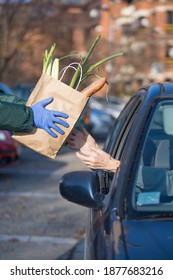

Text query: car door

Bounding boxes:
[85,94,143,260]
[121,98,173,260]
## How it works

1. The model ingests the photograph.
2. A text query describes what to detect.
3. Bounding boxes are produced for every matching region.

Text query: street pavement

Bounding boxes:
[0,137,104,260]
[57,238,84,260]
[0,144,88,260]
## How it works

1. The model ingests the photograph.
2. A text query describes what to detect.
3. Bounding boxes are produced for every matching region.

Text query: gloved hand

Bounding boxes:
[32,97,69,138]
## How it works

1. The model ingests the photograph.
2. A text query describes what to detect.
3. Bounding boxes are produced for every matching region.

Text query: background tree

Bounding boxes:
[0,0,74,84]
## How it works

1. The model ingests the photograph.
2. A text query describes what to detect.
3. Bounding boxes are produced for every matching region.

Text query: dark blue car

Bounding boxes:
[60,82,173,260]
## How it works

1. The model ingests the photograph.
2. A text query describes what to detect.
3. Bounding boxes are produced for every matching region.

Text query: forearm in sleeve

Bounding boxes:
[0,101,33,132]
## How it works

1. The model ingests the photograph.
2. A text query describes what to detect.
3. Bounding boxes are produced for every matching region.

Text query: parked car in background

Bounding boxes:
[60,82,173,260]
[89,107,114,139]
[0,130,20,167]
[0,82,21,167]
[75,104,93,134]
[11,83,35,100]
[0,82,14,95]
[89,95,126,119]
[89,95,126,139]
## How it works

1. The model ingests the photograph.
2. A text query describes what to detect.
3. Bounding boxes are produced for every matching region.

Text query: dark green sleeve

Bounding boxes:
[0,92,26,105]
[0,100,33,132]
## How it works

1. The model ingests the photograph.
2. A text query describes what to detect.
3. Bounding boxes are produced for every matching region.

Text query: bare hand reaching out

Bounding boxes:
[67,126,97,151]
[67,126,120,172]
[76,144,120,172]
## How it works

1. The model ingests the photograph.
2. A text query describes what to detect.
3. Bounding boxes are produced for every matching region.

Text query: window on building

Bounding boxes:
[60,0,86,3]
[122,0,134,3]
[166,11,173,24]
[166,11,173,33]
[166,45,173,59]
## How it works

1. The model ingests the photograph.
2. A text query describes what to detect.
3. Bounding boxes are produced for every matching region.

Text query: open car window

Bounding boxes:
[132,100,173,213]
[99,96,142,195]
[104,96,141,155]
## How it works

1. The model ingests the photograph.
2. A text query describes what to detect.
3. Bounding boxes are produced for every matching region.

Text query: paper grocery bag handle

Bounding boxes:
[81,77,106,97]
[59,62,83,90]
[59,63,106,97]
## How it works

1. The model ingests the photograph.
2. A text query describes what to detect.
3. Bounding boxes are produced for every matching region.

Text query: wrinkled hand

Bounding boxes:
[67,126,97,151]
[76,145,120,172]
[32,97,69,138]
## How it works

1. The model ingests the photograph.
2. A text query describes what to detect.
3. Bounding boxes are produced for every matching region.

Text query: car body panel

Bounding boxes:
[123,220,173,260]
[84,208,173,260]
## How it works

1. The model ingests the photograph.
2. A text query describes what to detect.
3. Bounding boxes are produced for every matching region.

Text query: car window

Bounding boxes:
[99,95,142,195]
[132,100,173,213]
[104,96,141,155]
[107,96,142,159]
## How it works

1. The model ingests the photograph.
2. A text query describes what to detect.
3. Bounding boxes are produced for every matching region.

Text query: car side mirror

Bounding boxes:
[59,171,105,209]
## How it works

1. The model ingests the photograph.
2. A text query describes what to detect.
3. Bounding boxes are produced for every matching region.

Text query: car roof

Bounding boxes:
[135,82,173,103]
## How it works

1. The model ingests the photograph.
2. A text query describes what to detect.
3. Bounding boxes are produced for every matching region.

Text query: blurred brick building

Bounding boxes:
[61,0,173,94]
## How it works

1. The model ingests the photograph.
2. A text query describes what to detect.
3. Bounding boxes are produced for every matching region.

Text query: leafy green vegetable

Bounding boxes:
[42,35,124,90]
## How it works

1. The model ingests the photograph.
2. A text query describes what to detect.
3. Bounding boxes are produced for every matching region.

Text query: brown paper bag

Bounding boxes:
[12,73,89,159]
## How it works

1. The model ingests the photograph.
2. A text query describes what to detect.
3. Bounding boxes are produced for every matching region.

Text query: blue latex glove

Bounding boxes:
[32,97,69,138]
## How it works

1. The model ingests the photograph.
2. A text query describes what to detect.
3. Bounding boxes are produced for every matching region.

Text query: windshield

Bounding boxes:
[132,100,173,213]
